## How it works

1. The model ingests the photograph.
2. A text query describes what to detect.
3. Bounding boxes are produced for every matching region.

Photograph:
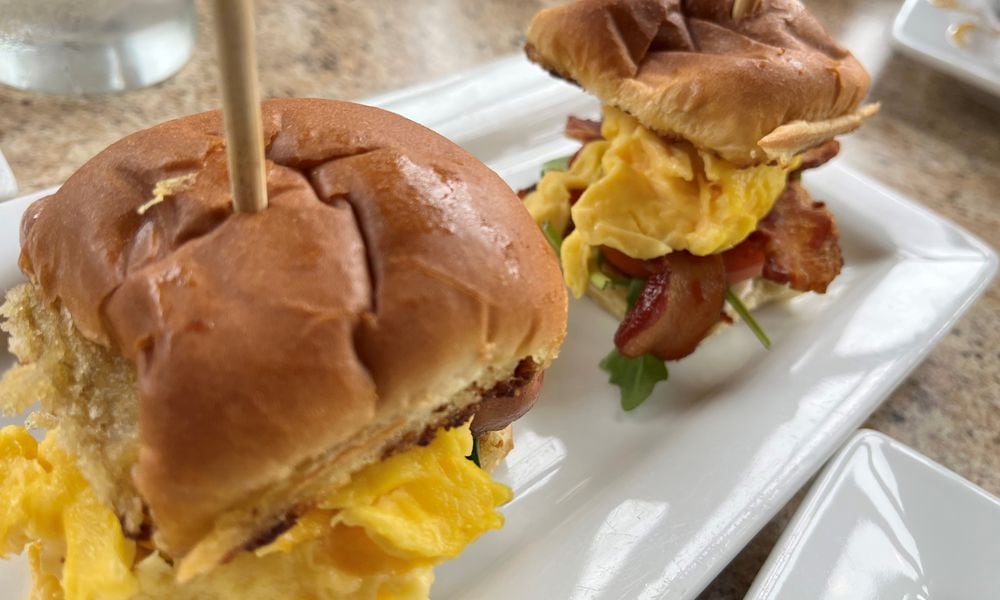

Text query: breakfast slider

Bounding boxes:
[0,98,567,599]
[522,0,877,408]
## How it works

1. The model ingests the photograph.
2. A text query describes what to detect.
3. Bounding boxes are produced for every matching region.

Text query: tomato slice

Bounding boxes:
[600,246,667,278]
[721,237,765,284]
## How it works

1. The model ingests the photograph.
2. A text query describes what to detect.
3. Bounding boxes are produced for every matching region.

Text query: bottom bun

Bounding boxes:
[477,426,514,473]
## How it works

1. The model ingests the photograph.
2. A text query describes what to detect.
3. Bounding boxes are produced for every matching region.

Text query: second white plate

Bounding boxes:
[893,0,1000,97]
[746,430,1000,599]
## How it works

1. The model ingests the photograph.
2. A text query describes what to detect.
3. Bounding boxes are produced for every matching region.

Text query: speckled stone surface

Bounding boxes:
[0,1,997,597]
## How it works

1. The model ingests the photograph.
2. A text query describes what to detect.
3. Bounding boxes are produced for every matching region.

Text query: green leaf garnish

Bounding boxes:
[541,155,571,176]
[725,288,771,350]
[625,278,645,311]
[467,433,481,468]
[599,349,669,411]
[540,221,563,255]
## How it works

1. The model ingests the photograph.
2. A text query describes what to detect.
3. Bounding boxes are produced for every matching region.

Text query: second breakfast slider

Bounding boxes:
[522,0,878,407]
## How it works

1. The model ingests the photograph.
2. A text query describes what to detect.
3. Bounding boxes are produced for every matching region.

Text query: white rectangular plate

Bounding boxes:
[893,0,1000,98]
[0,150,16,202]
[746,430,1000,599]
[0,56,996,599]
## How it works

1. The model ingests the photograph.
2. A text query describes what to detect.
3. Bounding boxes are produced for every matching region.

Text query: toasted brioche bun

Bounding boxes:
[6,98,567,578]
[526,0,876,164]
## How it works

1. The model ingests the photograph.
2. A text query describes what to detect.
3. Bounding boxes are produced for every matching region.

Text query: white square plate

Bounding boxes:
[893,0,1000,97]
[0,56,996,599]
[745,430,1000,599]
[0,150,16,202]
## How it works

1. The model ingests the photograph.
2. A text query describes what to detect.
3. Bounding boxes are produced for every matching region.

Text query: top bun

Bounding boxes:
[526,0,875,164]
[18,99,566,570]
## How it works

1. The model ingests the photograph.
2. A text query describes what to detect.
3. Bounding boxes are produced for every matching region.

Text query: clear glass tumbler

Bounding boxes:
[0,0,196,95]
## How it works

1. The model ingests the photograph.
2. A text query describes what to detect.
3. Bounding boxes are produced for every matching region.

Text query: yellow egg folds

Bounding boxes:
[0,423,511,600]
[314,421,512,561]
[523,105,798,297]
[0,427,137,600]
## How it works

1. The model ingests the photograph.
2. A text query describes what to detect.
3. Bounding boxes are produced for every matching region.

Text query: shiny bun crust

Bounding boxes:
[19,99,566,572]
[526,0,874,164]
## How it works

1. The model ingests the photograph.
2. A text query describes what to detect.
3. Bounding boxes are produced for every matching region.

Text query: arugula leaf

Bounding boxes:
[625,277,646,311]
[725,288,772,350]
[599,349,669,411]
[541,155,572,176]
[467,433,481,468]
[540,221,563,255]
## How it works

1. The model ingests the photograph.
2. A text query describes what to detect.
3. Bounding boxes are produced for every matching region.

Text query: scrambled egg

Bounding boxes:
[0,427,137,600]
[0,423,511,600]
[524,105,798,297]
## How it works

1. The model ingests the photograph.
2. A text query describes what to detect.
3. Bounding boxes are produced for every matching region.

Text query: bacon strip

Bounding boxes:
[471,359,544,434]
[565,116,603,143]
[754,181,842,293]
[797,139,840,171]
[614,253,726,361]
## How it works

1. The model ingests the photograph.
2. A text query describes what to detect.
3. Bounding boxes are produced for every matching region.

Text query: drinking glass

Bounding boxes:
[0,0,196,95]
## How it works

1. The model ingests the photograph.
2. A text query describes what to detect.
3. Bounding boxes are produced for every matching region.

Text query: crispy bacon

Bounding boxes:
[614,253,726,361]
[754,181,842,293]
[565,116,603,143]
[471,359,544,434]
[797,139,840,171]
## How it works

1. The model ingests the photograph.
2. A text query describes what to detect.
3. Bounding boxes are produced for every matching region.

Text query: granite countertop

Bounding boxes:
[0,0,997,597]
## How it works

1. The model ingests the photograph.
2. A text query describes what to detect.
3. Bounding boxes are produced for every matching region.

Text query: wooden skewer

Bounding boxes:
[732,0,762,21]
[211,0,267,213]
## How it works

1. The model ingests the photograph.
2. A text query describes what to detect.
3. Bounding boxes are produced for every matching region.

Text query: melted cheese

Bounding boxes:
[524,105,798,297]
[0,423,511,600]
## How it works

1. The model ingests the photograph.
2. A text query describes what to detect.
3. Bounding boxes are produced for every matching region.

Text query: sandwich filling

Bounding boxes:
[525,106,799,298]
[523,105,843,409]
[0,422,510,600]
